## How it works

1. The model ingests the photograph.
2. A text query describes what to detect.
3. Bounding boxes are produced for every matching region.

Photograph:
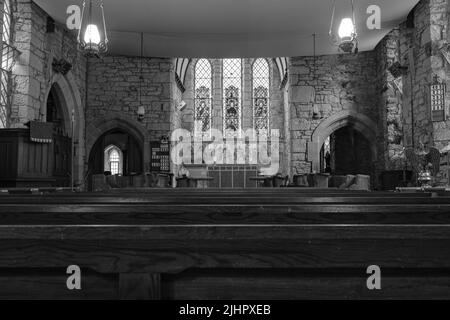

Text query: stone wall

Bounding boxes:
[401,0,434,150]
[369,0,450,186]
[398,0,450,185]
[374,28,405,172]
[11,0,86,127]
[429,0,450,185]
[289,52,379,176]
[86,56,173,142]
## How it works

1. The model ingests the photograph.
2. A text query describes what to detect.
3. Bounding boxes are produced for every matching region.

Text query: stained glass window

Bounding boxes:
[1,0,13,128]
[223,59,242,137]
[194,59,212,135]
[252,58,270,132]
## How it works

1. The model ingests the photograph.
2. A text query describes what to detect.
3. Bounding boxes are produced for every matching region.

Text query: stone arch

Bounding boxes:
[308,110,378,172]
[86,112,150,173]
[45,71,85,188]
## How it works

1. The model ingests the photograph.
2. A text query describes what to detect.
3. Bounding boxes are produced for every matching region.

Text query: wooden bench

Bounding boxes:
[0,190,450,299]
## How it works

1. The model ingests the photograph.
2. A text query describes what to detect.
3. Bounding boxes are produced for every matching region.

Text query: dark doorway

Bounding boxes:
[320,126,373,175]
[88,129,143,189]
[47,85,72,187]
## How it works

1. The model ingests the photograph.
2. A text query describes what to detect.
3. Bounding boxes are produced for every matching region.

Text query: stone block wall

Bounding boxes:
[11,0,86,127]
[374,28,405,172]
[429,0,450,185]
[288,52,379,175]
[398,0,450,185]
[9,0,34,125]
[86,56,173,142]
[404,0,434,149]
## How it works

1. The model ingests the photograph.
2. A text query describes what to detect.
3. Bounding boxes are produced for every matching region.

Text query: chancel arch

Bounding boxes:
[308,110,378,173]
[88,128,144,189]
[86,113,148,160]
[86,113,148,188]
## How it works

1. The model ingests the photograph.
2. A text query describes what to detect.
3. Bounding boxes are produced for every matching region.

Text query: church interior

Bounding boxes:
[1,0,450,300]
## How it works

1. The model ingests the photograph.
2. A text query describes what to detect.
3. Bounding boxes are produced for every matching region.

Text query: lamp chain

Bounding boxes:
[329,0,336,37]
[100,0,108,44]
[351,0,357,35]
[140,32,144,106]
[77,0,86,44]
[313,33,316,79]
[88,0,92,29]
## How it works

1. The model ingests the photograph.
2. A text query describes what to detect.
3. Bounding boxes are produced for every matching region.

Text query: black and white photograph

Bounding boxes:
[0,0,449,303]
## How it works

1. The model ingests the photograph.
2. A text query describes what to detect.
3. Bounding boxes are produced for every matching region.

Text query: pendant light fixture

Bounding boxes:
[329,0,358,54]
[77,0,109,57]
[137,33,146,122]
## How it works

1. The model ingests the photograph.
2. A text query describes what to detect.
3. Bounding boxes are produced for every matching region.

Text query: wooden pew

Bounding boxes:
[0,190,450,299]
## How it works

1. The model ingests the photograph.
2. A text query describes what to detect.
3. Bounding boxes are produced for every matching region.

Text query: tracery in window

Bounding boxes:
[223,59,242,136]
[194,59,212,135]
[252,58,270,132]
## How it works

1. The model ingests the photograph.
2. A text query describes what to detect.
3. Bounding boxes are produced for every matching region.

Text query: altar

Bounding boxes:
[180,164,259,189]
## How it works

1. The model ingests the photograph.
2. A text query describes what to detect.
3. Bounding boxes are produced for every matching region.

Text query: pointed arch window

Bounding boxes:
[223,58,242,137]
[104,145,123,175]
[1,0,14,128]
[252,58,270,132]
[194,59,212,136]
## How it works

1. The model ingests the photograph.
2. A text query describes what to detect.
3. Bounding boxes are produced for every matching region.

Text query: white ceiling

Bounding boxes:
[34,0,420,58]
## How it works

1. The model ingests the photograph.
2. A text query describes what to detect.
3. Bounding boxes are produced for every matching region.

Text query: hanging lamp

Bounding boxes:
[77,0,109,57]
[329,0,358,54]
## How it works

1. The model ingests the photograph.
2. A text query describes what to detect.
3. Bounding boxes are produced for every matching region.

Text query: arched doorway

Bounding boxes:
[309,110,378,174]
[320,126,373,175]
[88,129,143,189]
